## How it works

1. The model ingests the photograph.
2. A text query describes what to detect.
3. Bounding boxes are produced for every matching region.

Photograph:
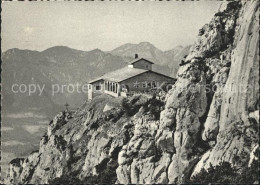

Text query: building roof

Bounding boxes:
[88,77,104,84]
[88,66,175,84]
[128,58,154,65]
[89,67,148,83]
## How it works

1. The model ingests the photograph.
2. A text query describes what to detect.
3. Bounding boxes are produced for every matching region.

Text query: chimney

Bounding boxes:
[135,54,138,59]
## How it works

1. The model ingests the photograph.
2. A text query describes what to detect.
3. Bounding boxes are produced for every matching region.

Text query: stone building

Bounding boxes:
[88,55,175,100]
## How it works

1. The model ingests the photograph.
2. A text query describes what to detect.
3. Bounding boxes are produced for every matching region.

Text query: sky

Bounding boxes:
[1,1,222,52]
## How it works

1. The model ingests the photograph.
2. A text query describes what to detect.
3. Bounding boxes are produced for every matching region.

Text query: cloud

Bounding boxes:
[2,140,25,146]
[23,125,45,134]
[1,126,14,131]
[5,112,46,119]
[23,26,34,35]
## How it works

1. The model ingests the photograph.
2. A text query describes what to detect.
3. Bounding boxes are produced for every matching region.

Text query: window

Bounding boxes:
[142,82,147,88]
[147,82,151,88]
[146,65,149,69]
[105,82,108,90]
[89,85,92,90]
[167,85,173,91]
[96,85,101,90]
[152,81,156,88]
[122,84,129,92]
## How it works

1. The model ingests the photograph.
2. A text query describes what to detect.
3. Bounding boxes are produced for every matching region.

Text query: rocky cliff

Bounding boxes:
[5,1,259,183]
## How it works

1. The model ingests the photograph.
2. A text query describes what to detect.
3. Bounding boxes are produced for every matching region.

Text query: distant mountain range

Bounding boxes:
[1,42,191,117]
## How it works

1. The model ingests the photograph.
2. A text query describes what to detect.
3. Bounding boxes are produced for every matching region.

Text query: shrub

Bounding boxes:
[50,160,118,184]
[188,160,259,184]
[144,97,164,120]
[121,98,132,116]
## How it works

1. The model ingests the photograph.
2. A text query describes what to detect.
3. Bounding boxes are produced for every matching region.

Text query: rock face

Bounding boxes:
[192,1,259,176]
[5,1,259,184]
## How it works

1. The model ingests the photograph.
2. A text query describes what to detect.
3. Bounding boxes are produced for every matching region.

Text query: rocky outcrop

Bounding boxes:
[5,95,152,183]
[116,1,258,183]
[191,1,259,176]
[5,1,259,184]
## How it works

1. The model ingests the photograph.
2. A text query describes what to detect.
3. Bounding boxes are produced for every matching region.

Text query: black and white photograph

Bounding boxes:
[1,0,259,184]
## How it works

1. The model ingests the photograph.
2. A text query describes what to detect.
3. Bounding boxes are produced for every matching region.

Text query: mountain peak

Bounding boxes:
[89,48,103,53]
[41,46,83,55]
[138,41,153,46]
[42,45,71,51]
[137,42,157,49]
[4,48,39,54]
[173,45,184,49]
